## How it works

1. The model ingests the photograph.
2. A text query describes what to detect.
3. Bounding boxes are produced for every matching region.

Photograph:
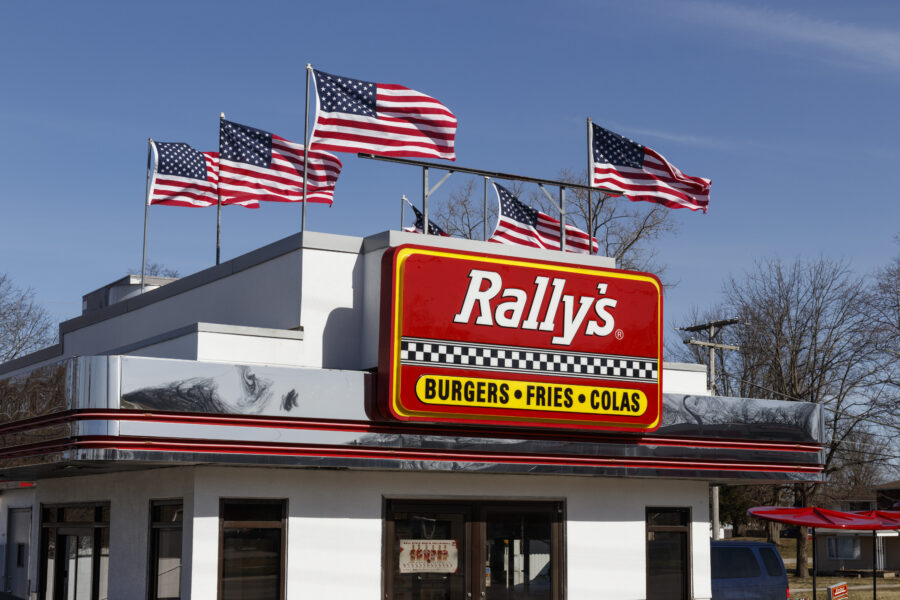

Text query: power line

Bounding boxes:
[678,318,742,395]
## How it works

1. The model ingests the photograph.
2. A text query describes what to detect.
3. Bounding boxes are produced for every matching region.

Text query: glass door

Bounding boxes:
[482,507,554,600]
[386,504,470,600]
[39,504,109,600]
[56,530,94,600]
[385,501,563,600]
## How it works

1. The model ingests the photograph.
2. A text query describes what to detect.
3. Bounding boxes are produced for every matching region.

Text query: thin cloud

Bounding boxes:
[614,125,733,150]
[683,2,900,71]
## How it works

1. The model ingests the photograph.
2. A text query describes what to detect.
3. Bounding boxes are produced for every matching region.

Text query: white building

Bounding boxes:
[0,230,823,600]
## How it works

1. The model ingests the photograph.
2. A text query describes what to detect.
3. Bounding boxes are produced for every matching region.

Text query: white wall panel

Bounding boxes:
[64,251,303,357]
[188,467,711,600]
[34,468,194,600]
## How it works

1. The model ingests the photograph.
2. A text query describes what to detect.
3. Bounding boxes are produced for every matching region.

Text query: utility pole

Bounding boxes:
[679,317,742,541]
[678,318,741,395]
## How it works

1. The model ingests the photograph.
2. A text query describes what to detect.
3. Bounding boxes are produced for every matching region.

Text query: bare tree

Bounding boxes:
[428,170,678,276]
[673,257,893,576]
[719,484,789,539]
[428,179,495,240]
[819,426,891,507]
[0,274,56,362]
[869,251,900,386]
[132,263,180,278]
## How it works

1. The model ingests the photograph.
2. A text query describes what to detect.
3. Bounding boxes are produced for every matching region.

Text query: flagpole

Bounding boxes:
[217,113,226,265]
[483,176,489,241]
[422,167,428,234]
[400,194,406,230]
[586,117,593,256]
[559,187,566,253]
[141,138,153,294]
[302,64,312,234]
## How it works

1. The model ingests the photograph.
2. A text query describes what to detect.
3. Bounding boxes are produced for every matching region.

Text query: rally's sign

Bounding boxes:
[378,245,663,432]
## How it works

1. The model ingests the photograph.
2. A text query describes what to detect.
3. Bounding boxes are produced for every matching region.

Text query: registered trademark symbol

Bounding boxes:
[615,329,624,340]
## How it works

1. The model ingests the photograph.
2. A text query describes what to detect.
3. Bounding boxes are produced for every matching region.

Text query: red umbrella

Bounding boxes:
[748,506,883,529]
[749,506,891,600]
[851,510,900,528]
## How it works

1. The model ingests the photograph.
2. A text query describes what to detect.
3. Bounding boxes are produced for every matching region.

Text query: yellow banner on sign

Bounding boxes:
[415,374,648,417]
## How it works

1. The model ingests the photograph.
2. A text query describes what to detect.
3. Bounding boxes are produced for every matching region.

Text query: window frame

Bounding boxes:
[645,506,692,600]
[147,498,184,600]
[826,535,861,561]
[38,501,110,600]
[217,498,287,600]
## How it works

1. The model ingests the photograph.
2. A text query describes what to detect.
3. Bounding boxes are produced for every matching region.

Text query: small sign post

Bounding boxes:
[828,582,849,600]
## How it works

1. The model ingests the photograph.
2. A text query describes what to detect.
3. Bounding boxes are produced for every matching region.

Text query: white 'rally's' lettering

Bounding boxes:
[453,270,619,345]
[453,270,502,325]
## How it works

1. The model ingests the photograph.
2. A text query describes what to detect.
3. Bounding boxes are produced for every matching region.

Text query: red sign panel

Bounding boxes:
[378,245,663,432]
[829,582,849,600]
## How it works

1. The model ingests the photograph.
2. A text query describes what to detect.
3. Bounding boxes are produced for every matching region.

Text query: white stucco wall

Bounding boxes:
[662,363,709,395]
[63,251,303,358]
[30,467,196,600]
[192,468,711,600]
[296,247,365,369]
[4,466,711,600]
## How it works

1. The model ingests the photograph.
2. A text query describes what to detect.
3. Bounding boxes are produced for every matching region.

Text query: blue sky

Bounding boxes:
[2,0,899,342]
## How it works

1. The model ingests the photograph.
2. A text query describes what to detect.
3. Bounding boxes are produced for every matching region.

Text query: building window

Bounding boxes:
[218,499,286,600]
[646,507,691,600]
[39,503,110,600]
[149,500,183,600]
[827,536,861,560]
[384,500,564,600]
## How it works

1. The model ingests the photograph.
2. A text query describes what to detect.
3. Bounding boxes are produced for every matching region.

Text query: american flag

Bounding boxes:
[489,183,598,254]
[404,204,450,236]
[310,69,457,161]
[591,123,710,212]
[218,119,342,206]
[149,142,259,208]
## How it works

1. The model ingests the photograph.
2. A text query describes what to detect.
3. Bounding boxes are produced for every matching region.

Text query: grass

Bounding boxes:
[787,574,900,600]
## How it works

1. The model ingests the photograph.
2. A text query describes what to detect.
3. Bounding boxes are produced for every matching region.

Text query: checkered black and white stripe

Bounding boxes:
[399,337,658,383]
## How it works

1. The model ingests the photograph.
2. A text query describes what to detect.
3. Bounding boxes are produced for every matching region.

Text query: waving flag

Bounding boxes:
[590,123,710,212]
[404,204,450,236]
[489,183,598,254]
[149,142,257,208]
[310,69,457,160]
[218,119,342,206]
